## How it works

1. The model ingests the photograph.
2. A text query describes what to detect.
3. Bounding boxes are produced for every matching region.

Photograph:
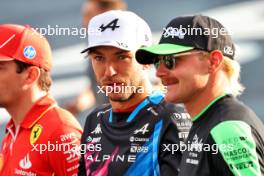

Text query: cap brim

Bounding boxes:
[81,42,132,54]
[0,53,14,62]
[136,44,194,64]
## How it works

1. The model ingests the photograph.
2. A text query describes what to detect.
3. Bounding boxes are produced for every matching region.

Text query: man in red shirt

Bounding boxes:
[0,24,83,176]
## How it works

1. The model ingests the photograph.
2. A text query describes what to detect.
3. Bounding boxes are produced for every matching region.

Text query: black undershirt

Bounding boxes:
[112,111,131,123]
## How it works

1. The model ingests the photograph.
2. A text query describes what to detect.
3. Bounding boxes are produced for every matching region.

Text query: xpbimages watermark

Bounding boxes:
[97,83,168,96]
[162,141,234,155]
[32,25,102,38]
[31,141,101,155]
[163,25,232,39]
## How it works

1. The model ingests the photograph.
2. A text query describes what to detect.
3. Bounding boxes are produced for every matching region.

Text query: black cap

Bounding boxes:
[136,15,235,64]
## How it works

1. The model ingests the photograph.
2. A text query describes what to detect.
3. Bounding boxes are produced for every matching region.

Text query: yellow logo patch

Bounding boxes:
[30,124,42,145]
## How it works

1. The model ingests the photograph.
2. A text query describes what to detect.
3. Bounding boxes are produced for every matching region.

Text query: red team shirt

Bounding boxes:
[0,95,83,176]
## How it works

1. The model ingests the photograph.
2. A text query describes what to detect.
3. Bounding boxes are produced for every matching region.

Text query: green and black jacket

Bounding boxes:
[179,94,264,176]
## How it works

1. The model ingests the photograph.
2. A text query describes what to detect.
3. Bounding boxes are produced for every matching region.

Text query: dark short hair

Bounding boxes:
[14,60,52,91]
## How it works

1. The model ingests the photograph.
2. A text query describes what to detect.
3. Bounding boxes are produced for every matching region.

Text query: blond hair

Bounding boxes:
[199,51,245,97]
[222,56,245,97]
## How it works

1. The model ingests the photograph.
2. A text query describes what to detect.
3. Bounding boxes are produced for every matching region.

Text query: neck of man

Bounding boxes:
[111,81,152,112]
[185,73,228,119]
[7,89,47,127]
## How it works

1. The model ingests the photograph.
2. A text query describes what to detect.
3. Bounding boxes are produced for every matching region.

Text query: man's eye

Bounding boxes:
[94,55,104,61]
[117,55,128,60]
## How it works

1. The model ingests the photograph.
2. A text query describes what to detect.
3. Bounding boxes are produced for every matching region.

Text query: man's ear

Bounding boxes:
[24,66,40,85]
[208,50,223,73]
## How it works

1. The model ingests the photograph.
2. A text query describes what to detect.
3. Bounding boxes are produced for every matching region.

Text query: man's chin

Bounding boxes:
[165,94,178,104]
[108,93,134,102]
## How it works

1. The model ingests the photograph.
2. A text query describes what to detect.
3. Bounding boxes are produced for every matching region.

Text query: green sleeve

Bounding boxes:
[210,120,261,176]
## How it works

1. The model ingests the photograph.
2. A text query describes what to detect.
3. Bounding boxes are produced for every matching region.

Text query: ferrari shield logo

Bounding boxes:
[30,124,42,144]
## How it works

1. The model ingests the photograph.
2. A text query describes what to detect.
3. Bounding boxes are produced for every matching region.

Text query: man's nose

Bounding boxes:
[105,64,117,77]
[156,62,169,78]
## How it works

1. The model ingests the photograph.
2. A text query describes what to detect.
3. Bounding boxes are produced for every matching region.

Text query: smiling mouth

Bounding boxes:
[161,80,179,86]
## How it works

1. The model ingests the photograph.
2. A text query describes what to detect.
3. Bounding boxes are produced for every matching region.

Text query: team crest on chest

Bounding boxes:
[30,124,42,144]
